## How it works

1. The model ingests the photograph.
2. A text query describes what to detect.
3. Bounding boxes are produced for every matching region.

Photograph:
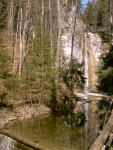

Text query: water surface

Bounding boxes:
[2,95,102,150]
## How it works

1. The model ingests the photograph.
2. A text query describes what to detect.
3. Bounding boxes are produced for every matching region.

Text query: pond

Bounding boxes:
[0,94,107,150]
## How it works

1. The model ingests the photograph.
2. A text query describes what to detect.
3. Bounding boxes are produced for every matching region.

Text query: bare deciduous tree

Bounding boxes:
[67,0,78,79]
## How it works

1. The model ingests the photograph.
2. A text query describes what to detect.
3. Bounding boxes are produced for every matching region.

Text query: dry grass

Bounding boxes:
[0,104,50,129]
[0,107,15,128]
[15,104,50,120]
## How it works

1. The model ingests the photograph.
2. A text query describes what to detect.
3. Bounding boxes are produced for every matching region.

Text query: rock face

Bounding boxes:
[87,33,103,70]
[61,6,108,92]
[61,13,86,65]
[86,32,104,92]
[5,0,108,92]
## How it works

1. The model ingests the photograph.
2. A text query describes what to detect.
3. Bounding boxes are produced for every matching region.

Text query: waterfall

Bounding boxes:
[84,34,89,93]
[0,136,16,150]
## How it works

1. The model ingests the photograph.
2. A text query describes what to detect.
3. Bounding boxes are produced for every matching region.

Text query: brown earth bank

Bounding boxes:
[0,104,50,130]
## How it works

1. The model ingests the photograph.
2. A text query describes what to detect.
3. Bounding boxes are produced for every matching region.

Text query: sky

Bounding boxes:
[81,0,89,6]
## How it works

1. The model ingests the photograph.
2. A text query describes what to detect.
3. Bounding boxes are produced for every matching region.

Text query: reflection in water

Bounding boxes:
[1,97,101,150]
[3,113,86,150]
[84,103,89,150]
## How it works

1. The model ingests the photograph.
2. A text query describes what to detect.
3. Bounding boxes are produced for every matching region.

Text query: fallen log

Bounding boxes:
[0,130,49,150]
[89,113,113,150]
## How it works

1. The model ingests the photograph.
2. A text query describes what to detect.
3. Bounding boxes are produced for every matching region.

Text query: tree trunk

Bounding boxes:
[56,0,61,68]
[41,0,44,27]
[89,113,113,150]
[39,0,44,105]
[13,11,19,73]
[22,0,30,57]
[28,63,32,108]
[67,0,77,79]
[109,0,113,46]
[0,130,49,150]
[11,0,14,48]
[40,42,44,105]
[7,0,10,38]
[49,0,53,47]
[19,7,22,76]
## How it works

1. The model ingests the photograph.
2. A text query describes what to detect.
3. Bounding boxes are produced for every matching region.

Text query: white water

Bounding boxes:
[83,34,90,149]
[84,102,89,150]
[84,34,89,93]
[0,136,16,150]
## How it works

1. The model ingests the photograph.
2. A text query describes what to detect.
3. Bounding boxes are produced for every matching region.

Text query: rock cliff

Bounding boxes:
[61,6,109,92]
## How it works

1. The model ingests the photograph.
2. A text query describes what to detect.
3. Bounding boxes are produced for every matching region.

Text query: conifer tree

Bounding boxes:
[0,35,13,102]
[0,0,6,29]
[22,26,60,106]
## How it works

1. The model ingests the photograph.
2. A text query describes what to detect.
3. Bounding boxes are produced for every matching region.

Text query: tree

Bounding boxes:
[1,0,81,106]
[64,59,85,90]
[56,0,61,68]
[98,46,113,93]
[0,0,6,29]
[66,0,79,89]
[109,0,113,46]
[0,35,13,103]
[80,1,97,30]
[81,0,110,32]
[13,8,19,73]
[22,26,59,106]
[0,45,12,80]
[19,5,22,76]
[4,74,20,103]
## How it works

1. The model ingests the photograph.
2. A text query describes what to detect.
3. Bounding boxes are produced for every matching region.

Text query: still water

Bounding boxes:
[0,95,103,150]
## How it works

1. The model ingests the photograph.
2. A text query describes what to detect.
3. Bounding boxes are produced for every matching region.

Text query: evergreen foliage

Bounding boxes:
[63,59,85,90]
[22,26,60,105]
[0,0,84,108]
[0,0,6,29]
[0,36,12,80]
[81,0,110,37]
[98,47,113,93]
[82,1,95,29]
[4,74,20,102]
[0,34,13,102]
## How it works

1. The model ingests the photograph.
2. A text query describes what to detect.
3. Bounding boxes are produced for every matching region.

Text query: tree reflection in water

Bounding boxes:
[3,97,103,150]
